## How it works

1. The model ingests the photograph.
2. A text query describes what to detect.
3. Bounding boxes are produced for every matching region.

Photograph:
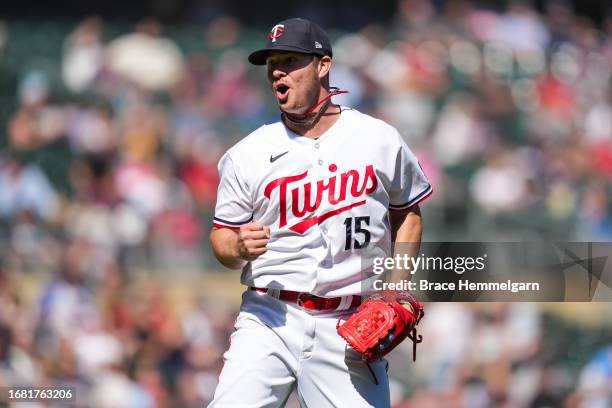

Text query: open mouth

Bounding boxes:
[276,84,289,100]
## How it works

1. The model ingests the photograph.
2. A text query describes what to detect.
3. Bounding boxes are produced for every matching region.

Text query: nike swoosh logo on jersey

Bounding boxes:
[270,151,289,163]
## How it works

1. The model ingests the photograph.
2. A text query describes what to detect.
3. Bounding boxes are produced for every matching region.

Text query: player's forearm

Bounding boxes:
[388,206,423,283]
[210,228,247,270]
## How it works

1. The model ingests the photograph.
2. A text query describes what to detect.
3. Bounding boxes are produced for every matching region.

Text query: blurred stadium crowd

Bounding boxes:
[0,0,612,406]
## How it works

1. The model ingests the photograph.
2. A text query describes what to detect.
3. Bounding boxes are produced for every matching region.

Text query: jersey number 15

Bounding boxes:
[344,216,371,250]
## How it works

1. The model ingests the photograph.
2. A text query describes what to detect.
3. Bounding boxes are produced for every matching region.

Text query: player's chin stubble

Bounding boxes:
[290,86,320,114]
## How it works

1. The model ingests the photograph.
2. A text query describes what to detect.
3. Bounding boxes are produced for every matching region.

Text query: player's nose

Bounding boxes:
[268,66,286,83]
[270,66,286,78]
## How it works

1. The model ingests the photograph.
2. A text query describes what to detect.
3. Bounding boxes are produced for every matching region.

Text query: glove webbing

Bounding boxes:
[364,310,424,385]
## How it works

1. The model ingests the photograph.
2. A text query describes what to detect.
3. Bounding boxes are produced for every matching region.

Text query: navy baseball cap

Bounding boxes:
[248,18,333,65]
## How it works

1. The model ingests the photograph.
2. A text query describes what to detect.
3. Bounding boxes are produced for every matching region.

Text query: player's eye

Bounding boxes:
[267,56,281,66]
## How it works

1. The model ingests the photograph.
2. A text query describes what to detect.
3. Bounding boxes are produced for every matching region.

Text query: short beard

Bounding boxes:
[281,70,321,116]
[281,98,330,129]
[281,76,328,128]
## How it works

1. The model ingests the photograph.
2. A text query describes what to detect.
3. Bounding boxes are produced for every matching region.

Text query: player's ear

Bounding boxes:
[317,56,332,80]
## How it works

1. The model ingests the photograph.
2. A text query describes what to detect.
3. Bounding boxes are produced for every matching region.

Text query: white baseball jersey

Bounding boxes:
[213,107,432,296]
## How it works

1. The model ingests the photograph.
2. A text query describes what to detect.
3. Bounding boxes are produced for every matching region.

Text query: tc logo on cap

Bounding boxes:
[268,24,285,42]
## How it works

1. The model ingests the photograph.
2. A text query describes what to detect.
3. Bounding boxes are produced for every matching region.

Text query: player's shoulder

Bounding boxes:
[342,107,402,143]
[223,120,285,160]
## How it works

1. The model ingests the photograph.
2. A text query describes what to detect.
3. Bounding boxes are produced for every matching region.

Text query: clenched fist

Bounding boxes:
[236,222,270,261]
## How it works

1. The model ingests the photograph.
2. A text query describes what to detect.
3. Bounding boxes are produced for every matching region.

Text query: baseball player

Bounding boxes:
[209,18,432,407]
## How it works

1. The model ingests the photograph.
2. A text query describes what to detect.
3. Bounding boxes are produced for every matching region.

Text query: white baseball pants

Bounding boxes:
[208,289,390,407]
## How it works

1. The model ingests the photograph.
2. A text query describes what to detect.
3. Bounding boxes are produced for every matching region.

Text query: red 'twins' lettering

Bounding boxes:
[264,164,377,229]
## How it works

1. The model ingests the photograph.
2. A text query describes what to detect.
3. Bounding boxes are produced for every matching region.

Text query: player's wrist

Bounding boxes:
[233,234,244,260]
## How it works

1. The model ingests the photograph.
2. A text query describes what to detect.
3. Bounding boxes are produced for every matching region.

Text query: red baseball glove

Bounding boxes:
[337,290,424,362]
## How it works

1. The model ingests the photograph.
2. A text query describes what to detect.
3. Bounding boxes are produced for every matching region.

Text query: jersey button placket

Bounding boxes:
[314,142,323,165]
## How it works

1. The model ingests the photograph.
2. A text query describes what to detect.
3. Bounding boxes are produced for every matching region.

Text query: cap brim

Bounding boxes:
[248,45,325,65]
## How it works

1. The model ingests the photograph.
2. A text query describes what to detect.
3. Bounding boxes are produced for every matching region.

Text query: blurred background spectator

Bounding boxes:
[0,0,612,406]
